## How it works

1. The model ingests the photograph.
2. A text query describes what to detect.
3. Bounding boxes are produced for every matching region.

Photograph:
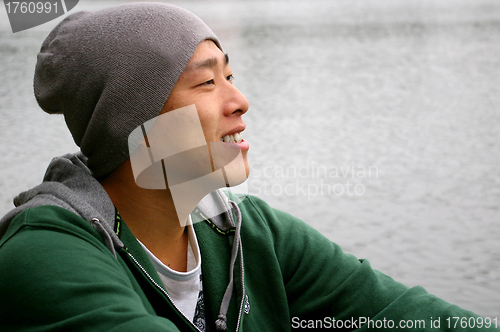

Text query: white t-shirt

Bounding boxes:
[139,217,204,326]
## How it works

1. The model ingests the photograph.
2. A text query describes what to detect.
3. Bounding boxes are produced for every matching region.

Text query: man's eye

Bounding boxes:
[201,79,215,85]
[226,74,234,83]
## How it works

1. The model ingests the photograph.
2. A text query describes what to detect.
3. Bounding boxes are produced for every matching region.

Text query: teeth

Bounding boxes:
[221,132,243,143]
[234,132,242,142]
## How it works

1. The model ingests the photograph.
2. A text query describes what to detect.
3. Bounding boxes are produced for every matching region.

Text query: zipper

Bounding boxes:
[230,200,245,332]
[235,244,245,331]
[126,250,202,332]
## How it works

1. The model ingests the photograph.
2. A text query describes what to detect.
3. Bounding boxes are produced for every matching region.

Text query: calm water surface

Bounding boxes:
[0,0,499,317]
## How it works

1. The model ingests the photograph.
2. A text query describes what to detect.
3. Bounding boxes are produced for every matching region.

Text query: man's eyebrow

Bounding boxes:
[186,53,229,71]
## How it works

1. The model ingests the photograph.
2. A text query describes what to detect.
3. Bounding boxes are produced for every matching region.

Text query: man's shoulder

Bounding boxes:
[235,194,300,223]
[226,194,312,239]
[0,205,102,249]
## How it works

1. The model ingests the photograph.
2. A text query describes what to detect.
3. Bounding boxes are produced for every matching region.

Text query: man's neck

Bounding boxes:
[99,160,189,272]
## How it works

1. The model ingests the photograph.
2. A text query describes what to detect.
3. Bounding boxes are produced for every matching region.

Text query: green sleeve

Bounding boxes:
[0,206,179,332]
[246,196,499,331]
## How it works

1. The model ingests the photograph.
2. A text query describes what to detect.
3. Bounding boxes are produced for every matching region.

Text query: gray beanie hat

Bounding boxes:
[34,2,220,178]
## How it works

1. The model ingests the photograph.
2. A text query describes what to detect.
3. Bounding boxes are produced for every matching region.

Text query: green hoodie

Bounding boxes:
[0,154,497,331]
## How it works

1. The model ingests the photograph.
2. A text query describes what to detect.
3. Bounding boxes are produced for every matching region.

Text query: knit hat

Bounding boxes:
[34,2,220,178]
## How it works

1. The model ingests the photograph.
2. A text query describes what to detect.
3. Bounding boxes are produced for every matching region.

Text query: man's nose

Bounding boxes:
[223,82,249,116]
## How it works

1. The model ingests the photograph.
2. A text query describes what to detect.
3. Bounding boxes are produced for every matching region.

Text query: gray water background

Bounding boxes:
[1,0,499,318]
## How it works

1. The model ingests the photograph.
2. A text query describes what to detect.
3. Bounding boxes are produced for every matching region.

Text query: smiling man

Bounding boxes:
[0,3,497,332]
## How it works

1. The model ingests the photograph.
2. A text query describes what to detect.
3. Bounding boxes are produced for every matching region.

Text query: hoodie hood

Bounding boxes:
[0,153,116,241]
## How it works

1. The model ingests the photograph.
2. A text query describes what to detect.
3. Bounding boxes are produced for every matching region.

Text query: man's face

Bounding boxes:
[161,40,250,177]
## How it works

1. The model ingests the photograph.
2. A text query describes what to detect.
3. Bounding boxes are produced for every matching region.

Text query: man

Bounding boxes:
[0,3,497,332]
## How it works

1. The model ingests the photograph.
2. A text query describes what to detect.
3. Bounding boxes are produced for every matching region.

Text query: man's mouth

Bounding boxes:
[220,132,243,143]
